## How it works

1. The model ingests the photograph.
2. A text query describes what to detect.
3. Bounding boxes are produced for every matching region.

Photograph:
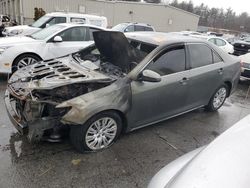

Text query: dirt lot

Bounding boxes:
[0,75,250,188]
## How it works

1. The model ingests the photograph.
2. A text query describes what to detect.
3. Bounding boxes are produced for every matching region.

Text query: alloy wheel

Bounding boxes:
[213,87,227,109]
[85,117,118,150]
[17,57,39,69]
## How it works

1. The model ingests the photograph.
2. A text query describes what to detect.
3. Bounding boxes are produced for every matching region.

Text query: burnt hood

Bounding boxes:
[93,31,134,72]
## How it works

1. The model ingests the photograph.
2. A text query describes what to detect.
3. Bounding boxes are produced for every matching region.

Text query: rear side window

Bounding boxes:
[135,25,145,31]
[70,17,86,23]
[208,38,216,45]
[145,27,153,31]
[146,45,186,76]
[213,51,223,63]
[215,39,226,46]
[189,44,213,68]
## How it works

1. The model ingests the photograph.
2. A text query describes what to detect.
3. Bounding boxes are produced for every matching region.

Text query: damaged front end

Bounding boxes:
[5,55,118,142]
[5,31,154,143]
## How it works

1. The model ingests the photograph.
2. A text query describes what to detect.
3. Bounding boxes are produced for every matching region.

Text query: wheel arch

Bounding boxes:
[89,109,128,133]
[13,52,43,66]
[224,81,232,97]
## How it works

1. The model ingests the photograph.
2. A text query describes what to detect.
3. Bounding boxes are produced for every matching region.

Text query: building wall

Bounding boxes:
[84,0,199,32]
[0,0,199,32]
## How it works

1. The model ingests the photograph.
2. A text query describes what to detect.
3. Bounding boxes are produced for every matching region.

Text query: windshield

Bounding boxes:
[31,16,52,28]
[30,25,66,40]
[112,23,129,32]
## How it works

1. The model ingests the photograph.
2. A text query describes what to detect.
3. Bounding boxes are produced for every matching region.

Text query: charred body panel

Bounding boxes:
[5,31,149,141]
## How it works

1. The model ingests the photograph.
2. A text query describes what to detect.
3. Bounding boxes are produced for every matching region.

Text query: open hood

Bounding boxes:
[93,31,133,72]
[7,56,113,99]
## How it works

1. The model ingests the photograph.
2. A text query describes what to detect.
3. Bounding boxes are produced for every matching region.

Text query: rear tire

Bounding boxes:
[70,111,122,153]
[206,84,228,112]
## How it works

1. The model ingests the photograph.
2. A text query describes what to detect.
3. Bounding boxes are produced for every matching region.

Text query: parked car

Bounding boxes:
[148,114,250,188]
[232,37,250,56]
[3,12,107,36]
[0,23,105,74]
[239,52,250,79]
[112,22,155,32]
[190,35,234,54]
[5,31,240,152]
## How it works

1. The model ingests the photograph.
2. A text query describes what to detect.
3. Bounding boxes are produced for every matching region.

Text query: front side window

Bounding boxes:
[145,27,153,31]
[31,16,52,28]
[125,25,134,32]
[146,45,186,76]
[59,27,87,41]
[189,44,213,68]
[46,17,66,27]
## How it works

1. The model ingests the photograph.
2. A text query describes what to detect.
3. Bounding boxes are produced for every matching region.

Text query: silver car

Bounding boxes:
[5,31,240,152]
[148,114,250,188]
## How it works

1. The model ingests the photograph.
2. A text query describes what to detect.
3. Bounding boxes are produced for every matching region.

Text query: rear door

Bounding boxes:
[129,44,190,127]
[185,43,225,109]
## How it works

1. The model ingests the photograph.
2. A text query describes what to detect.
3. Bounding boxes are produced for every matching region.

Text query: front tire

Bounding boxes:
[70,111,122,153]
[12,54,41,73]
[206,84,228,112]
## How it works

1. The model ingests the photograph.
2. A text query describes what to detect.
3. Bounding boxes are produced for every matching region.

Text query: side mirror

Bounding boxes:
[45,23,50,28]
[53,36,63,42]
[140,70,161,82]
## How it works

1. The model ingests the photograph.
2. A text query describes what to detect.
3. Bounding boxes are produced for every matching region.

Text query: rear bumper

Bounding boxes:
[4,90,28,134]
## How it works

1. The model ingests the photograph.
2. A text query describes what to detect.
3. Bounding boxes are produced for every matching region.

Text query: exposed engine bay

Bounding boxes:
[5,31,156,142]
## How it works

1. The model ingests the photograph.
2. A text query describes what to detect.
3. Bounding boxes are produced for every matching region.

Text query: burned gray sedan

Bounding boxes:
[5,31,240,152]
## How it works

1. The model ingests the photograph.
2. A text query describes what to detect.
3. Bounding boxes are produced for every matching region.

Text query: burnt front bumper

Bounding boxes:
[4,90,28,134]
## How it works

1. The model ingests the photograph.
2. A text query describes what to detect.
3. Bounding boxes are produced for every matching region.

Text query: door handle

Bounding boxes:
[218,68,223,74]
[179,77,189,85]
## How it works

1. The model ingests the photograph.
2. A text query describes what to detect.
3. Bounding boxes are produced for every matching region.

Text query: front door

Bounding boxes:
[128,44,190,128]
[46,26,93,59]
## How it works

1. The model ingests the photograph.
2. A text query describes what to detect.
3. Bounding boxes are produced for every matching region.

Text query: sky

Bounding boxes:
[190,0,249,15]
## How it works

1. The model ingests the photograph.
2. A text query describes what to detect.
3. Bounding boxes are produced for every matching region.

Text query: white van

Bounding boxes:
[3,12,107,36]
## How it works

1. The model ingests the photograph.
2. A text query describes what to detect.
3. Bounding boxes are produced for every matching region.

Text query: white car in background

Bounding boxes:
[190,35,234,54]
[0,23,104,73]
[148,115,250,188]
[3,12,107,36]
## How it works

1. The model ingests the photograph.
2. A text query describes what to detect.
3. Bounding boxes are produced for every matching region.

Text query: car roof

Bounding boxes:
[191,34,226,41]
[119,22,153,27]
[125,32,204,46]
[46,12,106,19]
[56,23,106,30]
